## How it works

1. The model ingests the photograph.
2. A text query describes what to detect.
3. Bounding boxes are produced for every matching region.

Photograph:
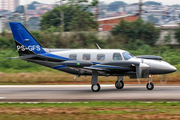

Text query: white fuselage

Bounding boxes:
[49,49,128,63]
[45,48,177,75]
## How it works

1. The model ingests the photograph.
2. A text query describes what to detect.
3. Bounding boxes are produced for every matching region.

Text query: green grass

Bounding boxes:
[0,101,180,108]
[0,102,180,120]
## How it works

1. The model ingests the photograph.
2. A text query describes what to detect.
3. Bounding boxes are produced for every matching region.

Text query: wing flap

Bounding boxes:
[84,66,108,71]
[84,65,134,71]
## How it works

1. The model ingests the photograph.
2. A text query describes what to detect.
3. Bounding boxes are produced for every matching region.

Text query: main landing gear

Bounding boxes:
[115,76,124,89]
[91,83,101,92]
[91,73,125,92]
[91,71,101,92]
[146,78,154,90]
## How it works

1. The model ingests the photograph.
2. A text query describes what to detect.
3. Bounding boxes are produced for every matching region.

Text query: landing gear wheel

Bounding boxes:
[115,81,124,89]
[146,82,154,90]
[91,83,101,92]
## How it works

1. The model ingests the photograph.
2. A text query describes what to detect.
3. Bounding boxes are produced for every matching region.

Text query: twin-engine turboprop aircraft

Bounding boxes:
[8,22,177,92]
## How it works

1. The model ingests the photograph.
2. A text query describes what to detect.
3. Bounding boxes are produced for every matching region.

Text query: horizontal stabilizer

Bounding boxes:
[5,55,37,59]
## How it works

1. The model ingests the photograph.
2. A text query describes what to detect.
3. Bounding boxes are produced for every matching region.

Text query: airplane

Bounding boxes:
[8,22,177,92]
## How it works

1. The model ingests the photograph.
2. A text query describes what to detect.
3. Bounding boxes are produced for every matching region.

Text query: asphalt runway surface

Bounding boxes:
[0,85,180,102]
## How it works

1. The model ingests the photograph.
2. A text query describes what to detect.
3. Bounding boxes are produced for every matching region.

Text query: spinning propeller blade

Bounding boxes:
[160,75,167,84]
[159,47,169,84]
[136,62,150,84]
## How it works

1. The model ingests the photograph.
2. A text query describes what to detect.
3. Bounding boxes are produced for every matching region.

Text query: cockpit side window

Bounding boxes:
[123,52,134,60]
[113,53,122,60]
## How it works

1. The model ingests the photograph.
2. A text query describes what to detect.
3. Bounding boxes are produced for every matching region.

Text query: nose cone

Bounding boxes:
[146,60,177,74]
[169,65,177,73]
[154,65,177,74]
[162,61,177,73]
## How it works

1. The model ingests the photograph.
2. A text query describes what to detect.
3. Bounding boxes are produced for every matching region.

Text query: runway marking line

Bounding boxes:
[0,102,178,104]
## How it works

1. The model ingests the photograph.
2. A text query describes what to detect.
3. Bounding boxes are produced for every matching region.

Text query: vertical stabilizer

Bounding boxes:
[9,22,46,56]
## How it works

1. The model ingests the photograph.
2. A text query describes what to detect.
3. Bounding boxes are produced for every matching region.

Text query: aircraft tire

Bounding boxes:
[115,81,124,89]
[146,82,154,90]
[91,83,101,92]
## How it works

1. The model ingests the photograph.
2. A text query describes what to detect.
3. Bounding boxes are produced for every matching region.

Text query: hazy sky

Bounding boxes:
[20,0,180,5]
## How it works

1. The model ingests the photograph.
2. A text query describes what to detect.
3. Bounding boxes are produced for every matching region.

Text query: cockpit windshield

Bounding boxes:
[123,52,134,60]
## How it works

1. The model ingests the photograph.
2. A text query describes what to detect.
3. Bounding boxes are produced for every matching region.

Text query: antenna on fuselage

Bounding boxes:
[96,43,101,50]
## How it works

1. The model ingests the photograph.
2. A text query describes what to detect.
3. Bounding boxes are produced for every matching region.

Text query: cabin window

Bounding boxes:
[97,54,105,61]
[83,54,91,60]
[69,54,77,60]
[113,53,122,60]
[123,52,134,60]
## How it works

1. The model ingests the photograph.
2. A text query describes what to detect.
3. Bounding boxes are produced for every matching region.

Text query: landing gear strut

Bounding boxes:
[91,71,101,92]
[146,78,154,90]
[115,76,124,89]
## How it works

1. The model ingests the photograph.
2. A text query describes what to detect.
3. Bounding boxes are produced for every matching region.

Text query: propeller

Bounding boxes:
[135,61,150,84]
[158,47,170,85]
[160,74,167,84]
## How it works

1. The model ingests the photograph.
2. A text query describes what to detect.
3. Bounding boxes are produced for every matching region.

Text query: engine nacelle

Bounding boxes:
[136,55,162,60]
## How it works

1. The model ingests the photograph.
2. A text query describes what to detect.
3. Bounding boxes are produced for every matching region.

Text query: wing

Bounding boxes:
[57,61,139,76]
[59,61,138,72]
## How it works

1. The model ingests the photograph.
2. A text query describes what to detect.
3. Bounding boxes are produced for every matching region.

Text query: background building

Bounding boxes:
[0,0,19,11]
[98,14,138,31]
[14,0,20,10]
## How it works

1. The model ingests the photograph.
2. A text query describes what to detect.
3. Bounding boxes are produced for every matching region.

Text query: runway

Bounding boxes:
[0,85,180,102]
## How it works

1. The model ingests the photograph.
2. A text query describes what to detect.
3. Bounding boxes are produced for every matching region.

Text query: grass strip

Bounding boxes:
[0,101,179,120]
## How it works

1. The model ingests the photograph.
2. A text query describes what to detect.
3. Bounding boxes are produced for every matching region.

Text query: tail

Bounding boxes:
[9,22,46,56]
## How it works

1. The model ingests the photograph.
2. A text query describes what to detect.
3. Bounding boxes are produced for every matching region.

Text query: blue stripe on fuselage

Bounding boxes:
[53,65,66,69]
[92,62,100,64]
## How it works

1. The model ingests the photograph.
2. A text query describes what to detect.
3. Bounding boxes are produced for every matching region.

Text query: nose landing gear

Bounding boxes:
[115,81,124,89]
[146,78,154,90]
